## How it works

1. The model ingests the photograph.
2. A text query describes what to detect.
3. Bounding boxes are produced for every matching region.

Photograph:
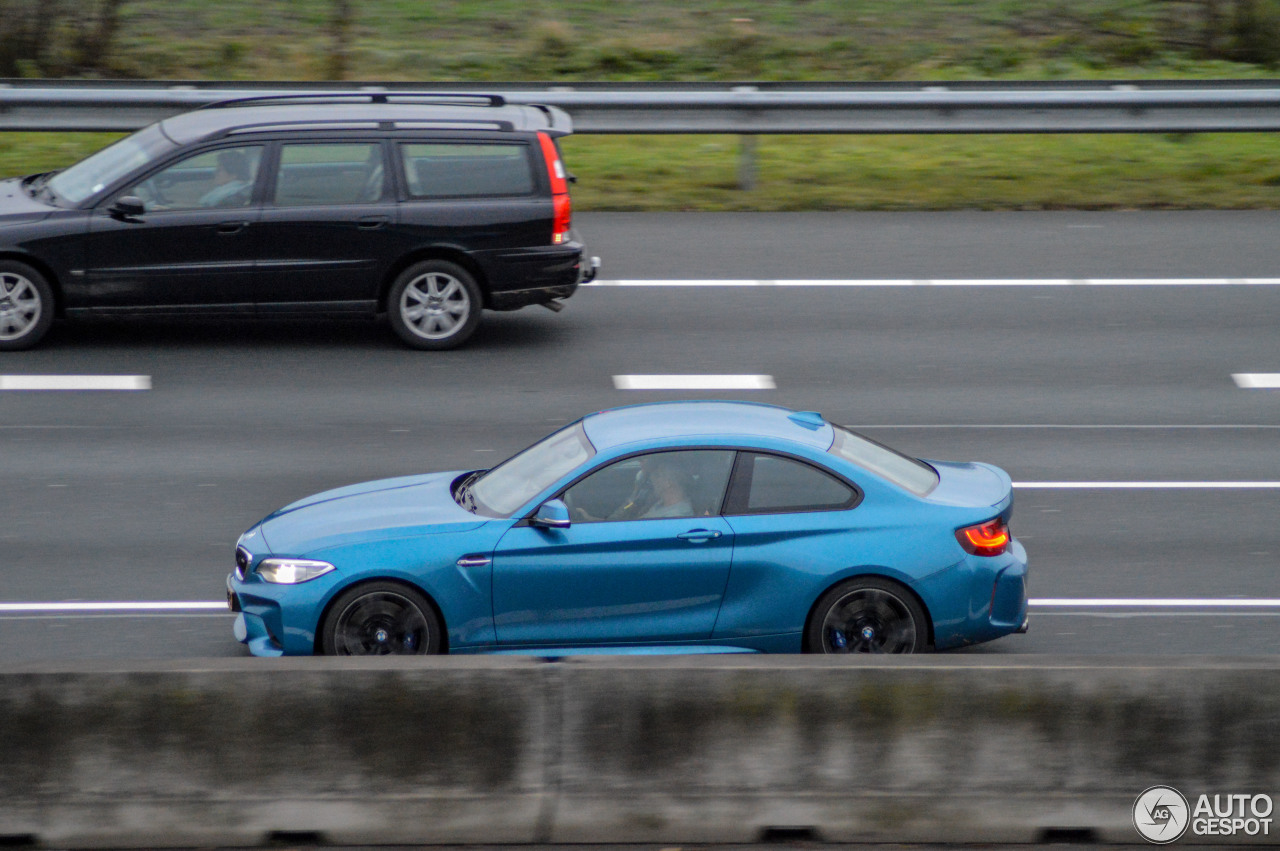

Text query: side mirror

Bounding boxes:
[110,196,146,218]
[530,499,571,529]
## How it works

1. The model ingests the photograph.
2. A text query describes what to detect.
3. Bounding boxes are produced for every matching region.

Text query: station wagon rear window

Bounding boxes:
[400,143,534,199]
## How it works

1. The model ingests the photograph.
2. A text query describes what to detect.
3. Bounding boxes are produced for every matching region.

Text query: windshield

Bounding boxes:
[47,124,175,205]
[468,423,594,517]
[829,425,939,497]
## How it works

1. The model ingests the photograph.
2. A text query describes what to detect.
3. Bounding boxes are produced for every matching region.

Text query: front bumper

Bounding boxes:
[227,568,340,657]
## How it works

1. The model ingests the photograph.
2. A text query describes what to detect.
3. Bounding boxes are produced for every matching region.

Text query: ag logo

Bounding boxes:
[1134,785,1190,844]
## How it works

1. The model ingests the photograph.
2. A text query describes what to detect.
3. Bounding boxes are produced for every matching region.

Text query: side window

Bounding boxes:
[400,143,535,199]
[562,450,735,523]
[274,143,384,207]
[126,145,263,212]
[728,453,857,515]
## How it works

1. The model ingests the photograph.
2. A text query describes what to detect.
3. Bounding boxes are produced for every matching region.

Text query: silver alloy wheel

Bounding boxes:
[0,271,42,342]
[399,271,471,340]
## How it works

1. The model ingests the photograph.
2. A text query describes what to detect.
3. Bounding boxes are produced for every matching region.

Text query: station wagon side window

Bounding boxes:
[725,453,858,515]
[562,450,735,523]
[273,143,385,207]
[125,145,264,213]
[399,142,535,199]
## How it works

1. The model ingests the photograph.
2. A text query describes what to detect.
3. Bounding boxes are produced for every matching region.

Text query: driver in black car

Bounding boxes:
[198,150,252,207]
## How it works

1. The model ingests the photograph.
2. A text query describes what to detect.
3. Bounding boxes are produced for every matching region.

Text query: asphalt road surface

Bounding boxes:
[2,211,1278,660]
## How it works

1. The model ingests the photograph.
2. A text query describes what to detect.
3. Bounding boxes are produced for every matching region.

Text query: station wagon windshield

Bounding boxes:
[829,425,939,496]
[46,124,176,205]
[467,423,595,517]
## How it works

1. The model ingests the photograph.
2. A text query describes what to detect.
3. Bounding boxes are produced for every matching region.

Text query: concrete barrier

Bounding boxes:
[2,656,1278,846]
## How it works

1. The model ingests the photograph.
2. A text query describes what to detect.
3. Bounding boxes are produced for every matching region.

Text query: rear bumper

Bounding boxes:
[925,537,1029,649]
[479,236,598,311]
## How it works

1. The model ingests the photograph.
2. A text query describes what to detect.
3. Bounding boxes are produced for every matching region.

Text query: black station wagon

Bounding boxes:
[0,93,598,350]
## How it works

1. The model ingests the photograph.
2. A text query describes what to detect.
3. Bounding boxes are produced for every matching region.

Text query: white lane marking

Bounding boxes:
[1015,481,1280,488]
[0,375,151,391]
[0,602,225,613]
[1031,598,1280,608]
[588,278,1280,287]
[853,424,1280,429]
[614,374,776,390]
[1234,373,1280,389]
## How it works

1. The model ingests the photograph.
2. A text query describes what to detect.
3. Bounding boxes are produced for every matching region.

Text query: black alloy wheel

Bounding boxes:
[321,582,442,656]
[806,577,928,654]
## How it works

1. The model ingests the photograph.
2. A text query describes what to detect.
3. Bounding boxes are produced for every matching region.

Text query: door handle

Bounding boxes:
[676,529,722,543]
[456,555,492,568]
[216,220,250,235]
[357,215,390,231]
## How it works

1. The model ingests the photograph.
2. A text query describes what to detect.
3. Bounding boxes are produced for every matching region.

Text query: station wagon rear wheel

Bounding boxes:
[0,262,55,351]
[807,578,928,654]
[320,582,443,656]
[388,260,482,350]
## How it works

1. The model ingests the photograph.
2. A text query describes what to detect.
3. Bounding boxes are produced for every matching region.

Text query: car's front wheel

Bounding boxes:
[319,582,443,656]
[806,577,928,654]
[387,260,483,350]
[0,261,55,351]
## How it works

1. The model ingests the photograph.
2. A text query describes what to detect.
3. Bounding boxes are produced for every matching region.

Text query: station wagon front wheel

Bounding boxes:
[806,578,928,654]
[0,262,55,351]
[388,260,482,350]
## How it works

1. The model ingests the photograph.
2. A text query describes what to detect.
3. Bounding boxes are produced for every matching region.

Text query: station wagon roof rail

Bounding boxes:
[220,119,519,137]
[199,92,508,109]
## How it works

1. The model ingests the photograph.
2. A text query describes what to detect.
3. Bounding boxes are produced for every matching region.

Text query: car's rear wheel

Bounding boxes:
[320,582,443,656]
[387,260,483,350]
[806,577,928,654]
[0,262,55,351]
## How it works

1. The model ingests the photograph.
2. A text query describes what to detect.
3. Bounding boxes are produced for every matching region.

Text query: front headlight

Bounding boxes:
[257,558,335,584]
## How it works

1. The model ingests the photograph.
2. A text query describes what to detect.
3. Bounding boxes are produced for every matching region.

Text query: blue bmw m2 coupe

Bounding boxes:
[227,401,1028,656]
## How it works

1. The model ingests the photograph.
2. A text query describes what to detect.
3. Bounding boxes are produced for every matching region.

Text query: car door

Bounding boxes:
[82,144,266,310]
[252,140,398,311]
[491,449,737,646]
[713,452,864,639]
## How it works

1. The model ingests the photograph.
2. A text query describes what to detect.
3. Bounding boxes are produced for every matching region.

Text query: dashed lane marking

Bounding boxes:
[587,278,1280,287]
[1015,481,1280,488]
[614,374,776,390]
[1234,373,1280,389]
[0,375,151,391]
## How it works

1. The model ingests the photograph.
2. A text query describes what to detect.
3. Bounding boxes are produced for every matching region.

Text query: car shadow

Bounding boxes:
[31,311,579,353]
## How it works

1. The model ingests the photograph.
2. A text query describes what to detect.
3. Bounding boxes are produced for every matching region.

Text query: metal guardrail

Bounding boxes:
[1,80,1280,134]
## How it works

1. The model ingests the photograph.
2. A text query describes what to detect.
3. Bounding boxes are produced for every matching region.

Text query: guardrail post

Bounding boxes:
[733,86,760,191]
[738,134,757,191]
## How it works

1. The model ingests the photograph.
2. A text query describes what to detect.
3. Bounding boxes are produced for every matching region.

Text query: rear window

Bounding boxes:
[400,143,535,199]
[829,426,939,497]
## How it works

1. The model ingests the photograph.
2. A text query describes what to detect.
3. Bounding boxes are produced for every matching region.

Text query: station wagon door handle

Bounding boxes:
[357,215,390,230]
[676,529,722,543]
[216,220,251,235]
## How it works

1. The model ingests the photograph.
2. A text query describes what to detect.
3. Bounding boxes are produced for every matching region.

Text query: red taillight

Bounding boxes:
[956,517,1010,557]
[538,132,571,245]
[552,193,571,245]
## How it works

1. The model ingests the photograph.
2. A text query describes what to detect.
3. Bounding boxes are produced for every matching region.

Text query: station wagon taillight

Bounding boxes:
[538,132,571,245]
[956,517,1010,557]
